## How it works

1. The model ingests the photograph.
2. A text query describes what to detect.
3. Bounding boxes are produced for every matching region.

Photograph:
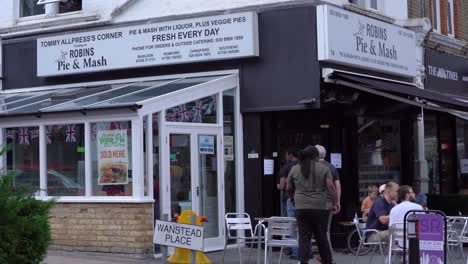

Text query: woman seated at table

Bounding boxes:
[361,185,379,222]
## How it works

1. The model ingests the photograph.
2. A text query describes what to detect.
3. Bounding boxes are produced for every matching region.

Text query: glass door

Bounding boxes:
[165,127,224,251]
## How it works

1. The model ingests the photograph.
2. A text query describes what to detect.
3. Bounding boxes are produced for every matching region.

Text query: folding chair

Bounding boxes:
[447,217,467,264]
[353,227,387,264]
[387,222,404,264]
[223,213,263,264]
[264,217,297,264]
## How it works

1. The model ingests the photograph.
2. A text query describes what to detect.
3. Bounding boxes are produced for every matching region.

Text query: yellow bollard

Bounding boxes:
[167,210,212,264]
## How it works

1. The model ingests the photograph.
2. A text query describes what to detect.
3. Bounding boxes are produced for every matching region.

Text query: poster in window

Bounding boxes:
[97,129,129,185]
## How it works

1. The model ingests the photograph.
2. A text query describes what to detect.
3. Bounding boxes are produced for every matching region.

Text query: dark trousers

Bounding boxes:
[296,209,333,264]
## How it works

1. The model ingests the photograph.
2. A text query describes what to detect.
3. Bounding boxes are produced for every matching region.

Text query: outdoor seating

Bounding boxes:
[263,217,297,264]
[386,222,404,264]
[223,213,264,264]
[346,215,373,255]
[447,216,467,264]
[352,226,387,264]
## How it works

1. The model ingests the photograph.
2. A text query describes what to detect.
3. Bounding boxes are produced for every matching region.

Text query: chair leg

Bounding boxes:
[238,241,243,264]
[369,245,376,264]
[264,245,268,264]
[279,247,283,264]
[222,239,228,264]
[353,239,364,264]
[269,246,273,264]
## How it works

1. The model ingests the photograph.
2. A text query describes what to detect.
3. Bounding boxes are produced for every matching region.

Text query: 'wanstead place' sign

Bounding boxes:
[37,12,258,76]
[316,5,417,77]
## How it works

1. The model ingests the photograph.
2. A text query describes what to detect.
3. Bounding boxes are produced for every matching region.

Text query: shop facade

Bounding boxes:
[424,49,468,195]
[1,10,258,255]
[3,2,468,256]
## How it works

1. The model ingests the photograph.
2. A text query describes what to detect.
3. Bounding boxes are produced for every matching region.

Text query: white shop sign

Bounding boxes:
[316,5,417,77]
[37,12,258,76]
[153,220,204,251]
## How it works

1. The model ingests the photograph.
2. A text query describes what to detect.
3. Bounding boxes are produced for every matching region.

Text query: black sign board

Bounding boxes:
[425,48,468,96]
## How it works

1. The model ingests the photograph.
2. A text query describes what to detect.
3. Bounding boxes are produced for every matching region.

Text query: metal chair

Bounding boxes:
[346,215,373,255]
[223,213,263,264]
[447,216,467,264]
[264,217,297,264]
[387,222,404,264]
[353,225,387,264]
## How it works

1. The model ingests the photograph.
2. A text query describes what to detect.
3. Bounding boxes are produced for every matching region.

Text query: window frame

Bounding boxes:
[0,71,240,204]
[18,0,82,19]
[446,0,455,37]
[431,0,441,33]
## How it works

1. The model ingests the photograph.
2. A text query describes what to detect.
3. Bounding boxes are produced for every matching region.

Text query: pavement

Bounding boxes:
[42,247,468,264]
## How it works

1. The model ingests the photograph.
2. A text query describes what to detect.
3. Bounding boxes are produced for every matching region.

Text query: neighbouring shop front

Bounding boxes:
[0,10,260,255]
[424,49,468,196]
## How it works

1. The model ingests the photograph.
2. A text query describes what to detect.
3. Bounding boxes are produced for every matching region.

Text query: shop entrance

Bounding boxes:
[164,126,225,250]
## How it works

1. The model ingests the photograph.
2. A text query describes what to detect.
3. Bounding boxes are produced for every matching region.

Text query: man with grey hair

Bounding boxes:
[315,145,341,213]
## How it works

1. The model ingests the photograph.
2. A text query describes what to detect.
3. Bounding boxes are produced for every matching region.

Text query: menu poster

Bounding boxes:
[97,130,129,185]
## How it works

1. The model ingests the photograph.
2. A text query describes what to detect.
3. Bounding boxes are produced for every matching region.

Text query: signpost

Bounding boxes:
[153,220,204,251]
[403,210,447,264]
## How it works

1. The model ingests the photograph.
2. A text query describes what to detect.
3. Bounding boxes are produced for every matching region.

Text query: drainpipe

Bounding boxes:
[412,18,432,194]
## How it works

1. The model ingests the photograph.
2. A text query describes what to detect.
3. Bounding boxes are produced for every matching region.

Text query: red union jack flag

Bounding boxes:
[109,121,127,130]
[46,127,52,144]
[65,125,77,143]
[177,105,192,122]
[6,130,16,140]
[166,110,178,122]
[192,99,205,123]
[19,128,29,145]
[30,129,40,141]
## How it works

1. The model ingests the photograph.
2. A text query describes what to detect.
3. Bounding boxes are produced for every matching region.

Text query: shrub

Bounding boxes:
[0,174,55,264]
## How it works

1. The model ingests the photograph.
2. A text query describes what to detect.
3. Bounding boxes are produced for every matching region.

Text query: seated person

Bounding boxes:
[366,182,399,241]
[361,185,379,222]
[389,185,423,227]
[413,179,428,209]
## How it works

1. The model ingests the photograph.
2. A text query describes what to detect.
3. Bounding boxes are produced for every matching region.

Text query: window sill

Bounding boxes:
[1,12,99,35]
[427,32,467,51]
[344,4,395,24]
[36,196,155,203]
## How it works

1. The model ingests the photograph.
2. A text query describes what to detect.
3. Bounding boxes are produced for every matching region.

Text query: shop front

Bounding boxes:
[0,10,256,255]
[424,49,468,195]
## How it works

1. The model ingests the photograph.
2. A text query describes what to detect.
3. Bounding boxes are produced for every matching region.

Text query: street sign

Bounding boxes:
[153,220,204,251]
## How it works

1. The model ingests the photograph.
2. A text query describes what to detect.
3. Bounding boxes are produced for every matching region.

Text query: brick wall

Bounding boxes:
[458,0,468,42]
[407,0,423,18]
[49,203,154,256]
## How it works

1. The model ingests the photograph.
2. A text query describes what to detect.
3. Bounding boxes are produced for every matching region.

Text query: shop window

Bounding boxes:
[456,118,468,193]
[165,95,217,123]
[46,124,85,196]
[91,121,132,196]
[223,90,236,213]
[20,0,81,18]
[21,0,46,17]
[357,118,401,201]
[425,115,440,194]
[5,127,40,192]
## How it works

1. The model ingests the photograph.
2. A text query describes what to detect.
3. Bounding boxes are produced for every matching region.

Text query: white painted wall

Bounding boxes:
[0,0,409,32]
[383,0,408,20]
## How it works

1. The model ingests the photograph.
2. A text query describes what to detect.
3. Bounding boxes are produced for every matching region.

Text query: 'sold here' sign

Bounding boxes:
[153,220,204,251]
